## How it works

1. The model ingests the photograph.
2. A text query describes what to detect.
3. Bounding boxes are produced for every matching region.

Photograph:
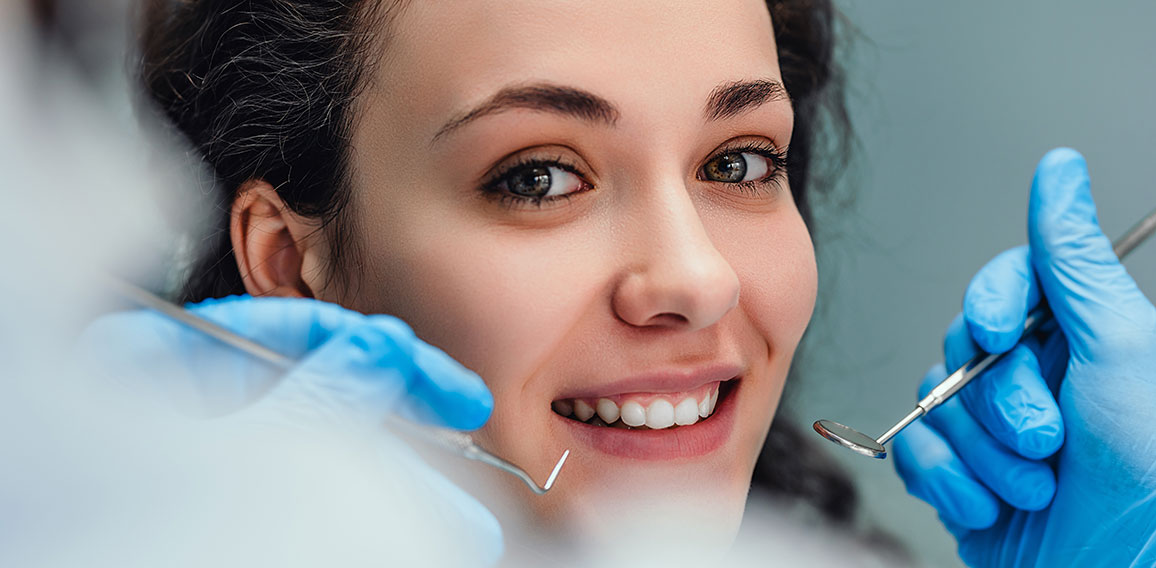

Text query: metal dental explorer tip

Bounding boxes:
[102,277,571,494]
[814,205,1156,459]
[386,418,570,495]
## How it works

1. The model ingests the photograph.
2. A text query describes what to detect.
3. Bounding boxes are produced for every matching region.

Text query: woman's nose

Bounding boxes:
[611,188,740,332]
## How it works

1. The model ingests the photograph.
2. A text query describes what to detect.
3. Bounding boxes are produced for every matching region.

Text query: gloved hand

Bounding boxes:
[893,148,1156,567]
[77,295,503,566]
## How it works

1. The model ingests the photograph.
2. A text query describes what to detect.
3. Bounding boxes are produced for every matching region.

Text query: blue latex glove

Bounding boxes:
[78,295,502,565]
[893,148,1156,566]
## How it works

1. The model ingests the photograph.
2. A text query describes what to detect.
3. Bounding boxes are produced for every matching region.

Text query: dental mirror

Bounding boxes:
[813,420,886,459]
[814,204,1156,460]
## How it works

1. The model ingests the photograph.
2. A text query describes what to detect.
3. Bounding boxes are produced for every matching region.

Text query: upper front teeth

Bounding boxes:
[646,400,675,429]
[553,382,722,430]
[674,398,699,426]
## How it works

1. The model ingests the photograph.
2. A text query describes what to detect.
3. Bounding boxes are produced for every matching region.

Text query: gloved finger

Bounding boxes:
[243,316,492,431]
[946,307,1058,395]
[943,311,1064,459]
[920,364,1057,511]
[943,312,980,372]
[397,322,494,431]
[1034,328,1070,393]
[939,518,972,542]
[1027,147,1156,360]
[76,308,281,412]
[192,298,493,429]
[186,295,367,358]
[82,297,494,429]
[894,417,1000,530]
[963,245,1042,355]
[957,345,1064,460]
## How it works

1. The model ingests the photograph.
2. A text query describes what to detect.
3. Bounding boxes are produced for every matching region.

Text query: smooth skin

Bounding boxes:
[894,148,1156,566]
[86,0,1156,564]
[229,0,814,548]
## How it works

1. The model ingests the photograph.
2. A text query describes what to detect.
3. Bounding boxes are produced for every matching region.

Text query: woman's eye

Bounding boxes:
[702,152,770,183]
[501,165,585,198]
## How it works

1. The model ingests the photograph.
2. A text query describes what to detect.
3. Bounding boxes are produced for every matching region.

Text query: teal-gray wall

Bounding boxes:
[789,2,1156,566]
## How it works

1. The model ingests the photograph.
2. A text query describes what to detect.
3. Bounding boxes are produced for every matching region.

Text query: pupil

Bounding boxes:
[707,154,746,182]
[509,167,552,197]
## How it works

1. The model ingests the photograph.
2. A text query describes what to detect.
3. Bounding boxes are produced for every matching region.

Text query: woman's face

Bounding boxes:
[330,0,816,546]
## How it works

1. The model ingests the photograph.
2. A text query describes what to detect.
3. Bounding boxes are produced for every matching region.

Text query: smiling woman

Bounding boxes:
[139,0,863,559]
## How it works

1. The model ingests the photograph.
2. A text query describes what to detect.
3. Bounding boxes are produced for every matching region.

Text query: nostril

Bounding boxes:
[610,259,740,331]
[646,312,689,327]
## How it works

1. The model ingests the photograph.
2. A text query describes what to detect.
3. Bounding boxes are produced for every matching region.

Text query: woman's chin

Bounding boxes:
[487,379,768,557]
[512,469,750,560]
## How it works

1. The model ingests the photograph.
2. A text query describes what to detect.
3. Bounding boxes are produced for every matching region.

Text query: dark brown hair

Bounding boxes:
[140,0,388,301]
[140,0,863,528]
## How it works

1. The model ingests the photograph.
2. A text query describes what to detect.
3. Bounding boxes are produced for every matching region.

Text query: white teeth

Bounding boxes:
[574,399,596,422]
[596,398,620,423]
[620,401,646,427]
[557,382,727,428]
[674,398,700,426]
[552,399,573,417]
[645,399,675,429]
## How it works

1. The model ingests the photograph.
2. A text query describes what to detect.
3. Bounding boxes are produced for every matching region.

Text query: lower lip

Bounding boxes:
[560,379,740,460]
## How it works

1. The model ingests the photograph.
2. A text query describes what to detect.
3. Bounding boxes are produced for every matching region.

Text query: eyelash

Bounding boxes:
[479,153,591,209]
[478,141,789,209]
[702,140,790,196]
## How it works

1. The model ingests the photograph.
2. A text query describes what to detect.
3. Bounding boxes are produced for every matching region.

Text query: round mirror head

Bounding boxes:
[813,420,887,459]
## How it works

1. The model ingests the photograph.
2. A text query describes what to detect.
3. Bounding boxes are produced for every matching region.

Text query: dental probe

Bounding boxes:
[814,204,1156,459]
[101,276,570,494]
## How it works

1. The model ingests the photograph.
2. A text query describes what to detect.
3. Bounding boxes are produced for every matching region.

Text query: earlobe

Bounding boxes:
[230,181,318,298]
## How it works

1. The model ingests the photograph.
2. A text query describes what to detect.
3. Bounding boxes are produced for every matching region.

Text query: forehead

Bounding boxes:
[374,0,781,131]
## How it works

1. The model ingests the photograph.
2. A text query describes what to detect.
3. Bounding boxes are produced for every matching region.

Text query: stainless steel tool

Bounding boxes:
[814,205,1156,459]
[103,277,570,494]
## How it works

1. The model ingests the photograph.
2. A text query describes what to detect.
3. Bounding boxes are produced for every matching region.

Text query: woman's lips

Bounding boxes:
[553,363,743,401]
[558,379,740,460]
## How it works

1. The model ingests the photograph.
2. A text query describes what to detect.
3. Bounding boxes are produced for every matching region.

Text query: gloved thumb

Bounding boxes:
[244,317,493,431]
[1027,147,1156,359]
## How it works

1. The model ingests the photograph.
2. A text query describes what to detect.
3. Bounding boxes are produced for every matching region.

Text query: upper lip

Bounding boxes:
[552,362,744,400]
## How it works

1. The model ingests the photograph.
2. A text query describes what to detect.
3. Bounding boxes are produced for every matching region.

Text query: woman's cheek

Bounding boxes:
[347,215,617,522]
[712,204,818,353]
[363,249,581,377]
[715,206,817,446]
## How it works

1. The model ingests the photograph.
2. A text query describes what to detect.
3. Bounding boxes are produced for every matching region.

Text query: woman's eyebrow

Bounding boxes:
[704,79,789,121]
[432,83,620,143]
[431,78,788,144]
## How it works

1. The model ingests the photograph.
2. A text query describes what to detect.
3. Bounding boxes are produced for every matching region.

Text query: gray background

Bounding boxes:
[787,1,1156,566]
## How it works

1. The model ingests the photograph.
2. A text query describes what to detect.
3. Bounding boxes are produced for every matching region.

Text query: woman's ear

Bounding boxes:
[230,180,324,298]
